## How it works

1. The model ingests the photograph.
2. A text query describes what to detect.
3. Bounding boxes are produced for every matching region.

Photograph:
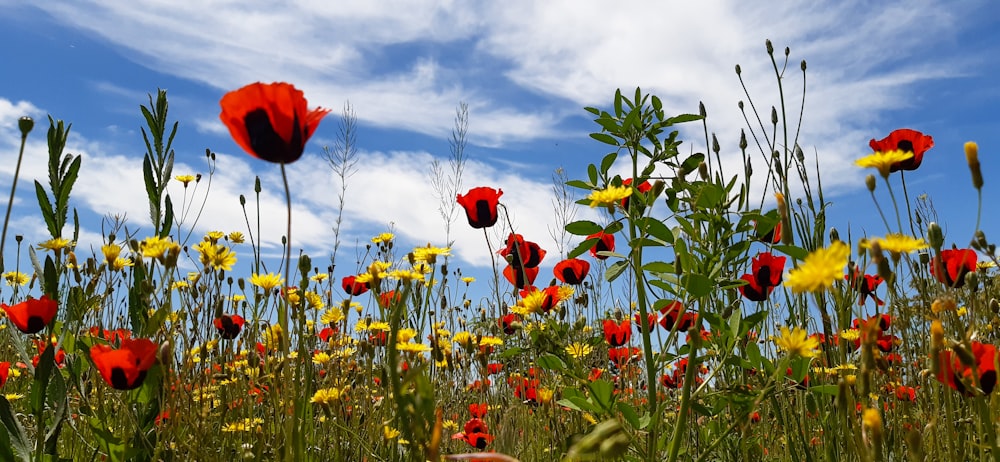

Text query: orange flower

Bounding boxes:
[90,338,159,390]
[219,82,330,163]
[1,295,58,334]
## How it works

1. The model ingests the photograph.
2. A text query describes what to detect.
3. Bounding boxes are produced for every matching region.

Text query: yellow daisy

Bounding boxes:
[855,150,914,178]
[784,241,850,293]
[587,184,632,208]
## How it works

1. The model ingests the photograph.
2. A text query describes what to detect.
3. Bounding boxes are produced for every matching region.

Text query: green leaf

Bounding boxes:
[587,379,616,412]
[568,238,597,260]
[679,153,705,175]
[599,152,618,175]
[809,385,840,396]
[590,133,619,146]
[640,218,674,244]
[666,113,704,125]
[773,244,809,260]
[642,261,674,274]
[587,163,598,186]
[557,397,599,414]
[536,353,567,372]
[0,397,30,461]
[499,347,523,359]
[605,260,629,282]
[565,220,603,236]
[34,181,57,238]
[31,344,56,416]
[565,179,594,190]
[682,273,714,298]
[617,402,640,429]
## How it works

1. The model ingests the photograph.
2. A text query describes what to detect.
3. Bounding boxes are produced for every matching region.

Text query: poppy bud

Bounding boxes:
[965,271,979,290]
[254,176,261,194]
[992,298,1000,314]
[712,134,720,154]
[771,107,778,125]
[739,130,747,150]
[698,162,709,181]
[18,116,33,137]
[927,222,944,251]
[801,60,807,71]
[965,142,983,190]
[865,174,877,192]
[735,64,742,75]
[765,39,774,55]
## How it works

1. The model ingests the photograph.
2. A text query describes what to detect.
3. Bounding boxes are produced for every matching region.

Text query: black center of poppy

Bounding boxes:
[472,435,488,449]
[218,317,241,339]
[896,140,914,152]
[473,200,495,227]
[561,267,580,284]
[25,315,46,333]
[243,109,302,163]
[109,367,146,390]
[981,370,997,395]
[755,266,773,287]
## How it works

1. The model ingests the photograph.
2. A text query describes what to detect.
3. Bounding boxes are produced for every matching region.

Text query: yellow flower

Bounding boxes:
[3,271,29,286]
[249,273,284,292]
[227,231,245,244]
[310,273,329,282]
[204,231,225,243]
[397,328,418,343]
[174,174,197,186]
[110,257,133,271]
[478,336,503,348]
[321,307,345,325]
[383,426,400,440]
[861,408,882,437]
[4,393,24,401]
[263,324,283,350]
[537,387,554,405]
[397,342,431,353]
[372,233,395,244]
[139,236,180,262]
[222,418,263,433]
[412,245,451,264]
[461,276,475,284]
[784,241,850,293]
[565,342,593,359]
[310,387,347,405]
[171,281,189,290]
[312,351,331,365]
[452,331,473,346]
[101,244,121,264]
[443,420,459,432]
[587,184,632,208]
[231,294,246,303]
[774,326,819,358]
[839,329,860,341]
[855,150,914,178]
[864,234,928,255]
[305,292,325,310]
[37,237,73,251]
[978,260,997,270]
[932,298,957,314]
[388,269,424,282]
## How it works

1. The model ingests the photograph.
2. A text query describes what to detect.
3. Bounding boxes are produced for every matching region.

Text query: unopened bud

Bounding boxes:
[801,60,807,71]
[927,222,944,251]
[735,64,742,75]
[965,271,979,290]
[930,320,944,350]
[829,227,840,243]
[765,39,774,55]
[699,101,707,117]
[18,116,34,137]
[698,162,710,181]
[991,298,1000,314]
[865,174,877,192]
[771,107,778,125]
[739,130,747,150]
[254,176,262,194]
[965,142,983,190]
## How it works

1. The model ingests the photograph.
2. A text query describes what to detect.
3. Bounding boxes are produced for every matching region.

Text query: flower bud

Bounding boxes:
[698,161,710,181]
[18,116,34,137]
[965,271,979,291]
[765,39,774,55]
[771,107,778,125]
[927,222,944,251]
[801,60,807,71]
[254,176,262,194]
[992,298,1000,314]
[699,101,707,117]
[739,130,747,150]
[712,134,720,154]
[965,142,983,190]
[829,227,840,243]
[735,64,742,75]
[865,174,877,192]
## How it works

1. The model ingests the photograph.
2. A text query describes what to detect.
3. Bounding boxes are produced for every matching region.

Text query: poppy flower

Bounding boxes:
[738,252,786,302]
[608,347,641,369]
[513,377,540,404]
[503,264,538,289]
[936,341,997,396]
[214,314,246,340]
[621,178,652,209]
[317,327,335,343]
[341,275,369,296]
[378,290,403,307]
[499,234,546,269]
[456,187,503,229]
[586,232,615,260]
[845,271,884,306]
[0,362,9,387]
[894,385,917,402]
[486,363,504,375]
[469,403,488,418]
[869,128,934,172]
[33,347,66,369]
[931,248,977,288]
[1,295,58,334]
[602,319,632,346]
[498,313,520,335]
[452,418,494,449]
[90,338,159,390]
[554,258,590,285]
[219,82,330,164]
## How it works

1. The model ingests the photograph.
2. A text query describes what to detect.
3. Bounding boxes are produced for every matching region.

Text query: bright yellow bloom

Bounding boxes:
[101,244,121,264]
[784,241,850,293]
[565,342,593,358]
[397,342,431,353]
[310,387,347,405]
[37,237,73,251]
[397,328,418,343]
[310,273,329,282]
[537,387,554,405]
[188,272,201,282]
[263,324,283,350]
[174,174,196,186]
[862,408,882,437]
[231,294,246,302]
[461,276,475,284]
[774,326,820,358]
[412,245,451,264]
[4,394,24,401]
[305,292,325,310]
[587,184,632,208]
[383,426,400,440]
[855,150,914,178]
[249,273,283,292]
[452,331,473,346]
[371,233,395,244]
[110,257,133,271]
[478,336,503,348]
[139,236,180,261]
[221,418,263,433]
[321,307,345,325]
[3,271,29,286]
[312,351,331,364]
[864,234,928,254]
[171,281,189,290]
[204,231,225,243]
[839,329,860,341]
[388,269,424,282]
[227,231,245,244]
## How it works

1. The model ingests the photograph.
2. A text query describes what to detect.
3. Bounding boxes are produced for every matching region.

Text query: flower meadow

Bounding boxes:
[0,42,997,462]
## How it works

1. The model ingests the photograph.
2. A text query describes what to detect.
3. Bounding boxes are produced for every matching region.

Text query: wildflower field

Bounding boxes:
[0,42,997,462]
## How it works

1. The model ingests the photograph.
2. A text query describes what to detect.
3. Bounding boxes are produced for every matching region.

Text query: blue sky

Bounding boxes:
[1,1,998,291]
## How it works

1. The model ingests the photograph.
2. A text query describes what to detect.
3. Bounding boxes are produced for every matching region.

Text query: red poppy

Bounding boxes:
[1,295,58,334]
[602,319,632,346]
[486,363,504,375]
[452,418,495,449]
[786,367,809,389]
[499,234,546,269]
[852,314,892,332]
[317,327,335,343]
[936,341,997,396]
[894,385,917,402]
[554,258,590,285]
[369,331,388,346]
[845,271,884,306]
[469,403,488,418]
[503,264,538,289]
[869,128,934,172]
[621,178,652,209]
[89,327,132,344]
[738,252,786,302]
[33,347,66,369]
[931,248,977,288]
[219,82,330,164]
[586,232,615,260]
[608,347,641,368]
[754,219,781,244]
[214,314,245,340]
[378,290,403,307]
[456,187,503,229]
[341,275,369,296]
[498,313,520,335]
[0,362,9,387]
[90,338,159,390]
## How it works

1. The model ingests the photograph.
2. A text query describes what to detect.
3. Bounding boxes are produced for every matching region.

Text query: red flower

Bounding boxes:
[317,327,335,343]
[469,403,488,418]
[214,314,246,340]
[754,219,781,244]
[936,341,997,396]
[554,258,590,285]
[931,248,977,288]
[845,271,884,306]
[219,82,330,164]
[341,275,369,296]
[894,385,917,402]
[869,128,934,172]
[0,362,9,387]
[602,319,632,346]
[452,418,494,449]
[456,187,503,229]
[621,178,652,209]
[738,252,786,302]
[502,264,538,289]
[499,234,546,269]
[498,313,520,335]
[586,231,615,260]
[608,347,641,368]
[486,363,504,375]
[1,295,58,334]
[90,338,159,390]
[378,290,402,307]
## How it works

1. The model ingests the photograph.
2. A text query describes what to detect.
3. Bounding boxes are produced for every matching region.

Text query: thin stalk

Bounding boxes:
[881,177,905,234]
[1,126,30,272]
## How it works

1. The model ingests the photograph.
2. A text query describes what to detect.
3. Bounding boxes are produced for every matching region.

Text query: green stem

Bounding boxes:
[0,128,29,273]
[666,320,702,462]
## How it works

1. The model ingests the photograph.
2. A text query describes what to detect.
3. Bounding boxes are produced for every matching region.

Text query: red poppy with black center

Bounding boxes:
[499,233,546,269]
[513,378,539,404]
[341,275,369,296]
[621,178,652,209]
[845,270,884,306]
[518,286,561,313]
[931,248,978,288]
[214,314,246,340]
[869,128,934,172]
[554,258,590,285]
[1,295,58,334]
[456,187,503,229]
[452,418,494,449]
[219,82,330,164]
[602,319,632,346]
[738,252,786,302]
[498,313,520,335]
[586,232,615,260]
[469,403,488,418]
[90,338,159,390]
[503,264,538,289]
[936,341,997,396]
[0,362,9,388]
[608,347,641,369]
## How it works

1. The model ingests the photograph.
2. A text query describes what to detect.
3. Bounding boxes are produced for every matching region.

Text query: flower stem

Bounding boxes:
[0,128,29,273]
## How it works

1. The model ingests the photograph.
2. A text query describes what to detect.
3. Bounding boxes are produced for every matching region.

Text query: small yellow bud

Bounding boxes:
[930,320,944,349]
[965,142,983,190]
